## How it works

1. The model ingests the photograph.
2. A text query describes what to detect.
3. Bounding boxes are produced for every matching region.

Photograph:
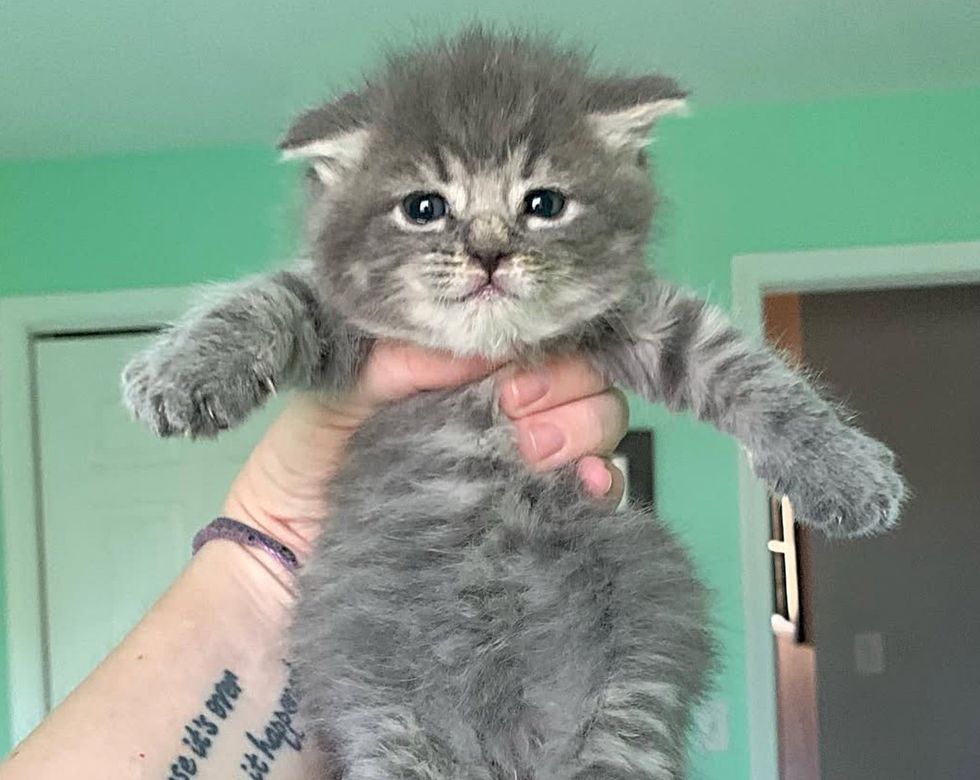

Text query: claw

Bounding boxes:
[263,376,278,396]
[152,398,172,437]
[203,398,218,423]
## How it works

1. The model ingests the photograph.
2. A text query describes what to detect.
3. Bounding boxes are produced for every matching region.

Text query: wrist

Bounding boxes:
[221,479,320,567]
[220,392,378,560]
[187,534,298,637]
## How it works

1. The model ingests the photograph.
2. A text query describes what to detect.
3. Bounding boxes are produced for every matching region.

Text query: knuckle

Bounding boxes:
[550,354,606,397]
[610,388,631,436]
[568,351,601,377]
[581,397,607,445]
[595,390,627,438]
[576,356,610,395]
[568,397,614,456]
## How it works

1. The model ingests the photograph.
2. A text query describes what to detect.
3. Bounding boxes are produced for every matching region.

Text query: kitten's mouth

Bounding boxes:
[454,280,515,303]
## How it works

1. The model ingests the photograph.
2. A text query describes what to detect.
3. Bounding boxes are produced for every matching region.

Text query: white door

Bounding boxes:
[31,330,281,718]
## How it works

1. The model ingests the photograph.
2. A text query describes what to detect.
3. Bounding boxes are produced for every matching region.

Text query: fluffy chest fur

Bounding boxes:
[120,28,904,779]
[289,380,711,778]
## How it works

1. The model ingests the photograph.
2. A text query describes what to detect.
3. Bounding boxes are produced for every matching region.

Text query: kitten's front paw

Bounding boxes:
[777,424,906,538]
[121,341,278,438]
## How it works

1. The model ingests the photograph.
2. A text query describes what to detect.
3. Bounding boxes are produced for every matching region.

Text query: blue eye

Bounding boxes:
[403,192,448,224]
[523,189,566,219]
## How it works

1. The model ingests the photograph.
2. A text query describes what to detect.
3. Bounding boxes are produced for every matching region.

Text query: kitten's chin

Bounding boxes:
[406,297,576,359]
[349,288,615,359]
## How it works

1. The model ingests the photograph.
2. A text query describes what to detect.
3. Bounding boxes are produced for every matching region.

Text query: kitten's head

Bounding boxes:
[281,28,685,358]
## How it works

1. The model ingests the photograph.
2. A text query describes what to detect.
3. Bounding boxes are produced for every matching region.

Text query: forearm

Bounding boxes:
[122,264,368,439]
[595,278,904,534]
[0,543,317,780]
[596,280,814,434]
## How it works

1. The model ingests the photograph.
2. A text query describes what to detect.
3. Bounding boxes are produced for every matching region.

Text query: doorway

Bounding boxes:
[733,242,980,780]
[768,284,980,779]
[0,288,282,745]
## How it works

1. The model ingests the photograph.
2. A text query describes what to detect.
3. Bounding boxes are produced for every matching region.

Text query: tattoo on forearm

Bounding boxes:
[239,671,305,780]
[163,666,303,780]
[165,669,242,780]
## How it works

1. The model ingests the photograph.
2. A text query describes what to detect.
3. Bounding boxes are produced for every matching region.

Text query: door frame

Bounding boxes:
[0,286,190,745]
[5,248,980,756]
[731,240,980,780]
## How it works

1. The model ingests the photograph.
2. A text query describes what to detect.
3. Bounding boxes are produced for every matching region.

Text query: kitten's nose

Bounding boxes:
[465,214,513,276]
[468,250,511,276]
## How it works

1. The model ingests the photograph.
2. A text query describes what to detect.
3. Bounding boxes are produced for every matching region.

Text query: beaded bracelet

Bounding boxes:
[191,516,299,573]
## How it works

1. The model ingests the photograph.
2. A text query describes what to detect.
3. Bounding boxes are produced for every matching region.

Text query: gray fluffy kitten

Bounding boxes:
[122,30,905,779]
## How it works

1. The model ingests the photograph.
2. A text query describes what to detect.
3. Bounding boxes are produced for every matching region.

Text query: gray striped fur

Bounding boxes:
[122,28,904,779]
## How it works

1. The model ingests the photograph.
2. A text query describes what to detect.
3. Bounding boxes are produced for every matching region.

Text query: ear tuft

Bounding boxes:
[586,74,689,153]
[279,129,372,184]
[279,90,373,184]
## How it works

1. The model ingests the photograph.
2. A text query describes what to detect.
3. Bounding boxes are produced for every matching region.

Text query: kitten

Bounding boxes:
[122,29,905,779]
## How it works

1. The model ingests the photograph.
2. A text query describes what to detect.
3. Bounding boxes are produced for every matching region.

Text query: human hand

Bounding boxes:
[222,343,629,564]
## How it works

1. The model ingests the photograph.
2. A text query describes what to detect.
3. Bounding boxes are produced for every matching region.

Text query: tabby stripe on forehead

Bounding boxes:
[519,145,539,179]
[429,146,450,183]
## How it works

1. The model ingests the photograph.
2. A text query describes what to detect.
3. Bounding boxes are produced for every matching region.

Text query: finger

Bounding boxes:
[356,342,498,409]
[514,388,629,471]
[498,354,609,419]
[577,456,626,504]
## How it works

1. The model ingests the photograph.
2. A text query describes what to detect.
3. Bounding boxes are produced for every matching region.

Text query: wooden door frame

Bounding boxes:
[0,286,191,745]
[731,240,980,780]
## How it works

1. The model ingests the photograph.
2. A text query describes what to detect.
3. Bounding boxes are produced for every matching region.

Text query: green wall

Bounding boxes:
[2,85,979,775]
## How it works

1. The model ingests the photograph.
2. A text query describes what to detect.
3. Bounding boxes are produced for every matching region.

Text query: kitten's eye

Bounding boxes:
[402,192,448,224]
[523,189,566,219]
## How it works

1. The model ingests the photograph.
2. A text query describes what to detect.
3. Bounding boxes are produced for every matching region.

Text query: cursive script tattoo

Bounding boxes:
[165,670,242,780]
[239,674,304,780]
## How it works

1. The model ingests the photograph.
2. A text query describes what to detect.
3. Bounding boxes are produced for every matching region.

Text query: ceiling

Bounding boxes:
[2,0,979,159]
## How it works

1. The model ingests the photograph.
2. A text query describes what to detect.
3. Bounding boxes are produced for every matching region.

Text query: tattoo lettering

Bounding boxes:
[207,668,244,719]
[167,754,197,780]
[166,670,242,780]
[239,677,304,779]
[182,715,215,758]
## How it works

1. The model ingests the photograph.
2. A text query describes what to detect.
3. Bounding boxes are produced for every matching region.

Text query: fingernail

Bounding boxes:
[522,421,565,461]
[508,372,548,409]
[580,459,614,497]
[592,466,614,496]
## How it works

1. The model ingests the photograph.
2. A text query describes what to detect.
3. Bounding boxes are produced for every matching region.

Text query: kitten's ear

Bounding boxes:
[586,75,688,154]
[278,91,373,184]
